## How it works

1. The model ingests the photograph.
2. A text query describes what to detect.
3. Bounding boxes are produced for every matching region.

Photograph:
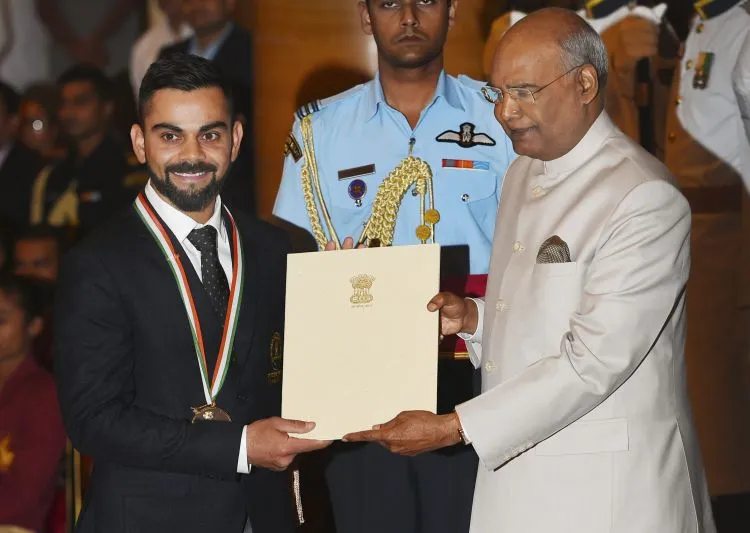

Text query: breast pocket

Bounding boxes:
[436,168,498,234]
[530,262,580,359]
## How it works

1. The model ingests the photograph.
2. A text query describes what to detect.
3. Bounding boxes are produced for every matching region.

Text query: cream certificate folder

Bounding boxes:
[282,244,440,440]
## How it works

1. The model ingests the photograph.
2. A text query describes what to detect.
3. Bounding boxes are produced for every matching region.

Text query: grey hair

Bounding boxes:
[558,21,609,97]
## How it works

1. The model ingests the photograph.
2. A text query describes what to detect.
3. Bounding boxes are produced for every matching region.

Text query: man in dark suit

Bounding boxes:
[158,0,255,216]
[54,54,330,533]
[0,82,44,232]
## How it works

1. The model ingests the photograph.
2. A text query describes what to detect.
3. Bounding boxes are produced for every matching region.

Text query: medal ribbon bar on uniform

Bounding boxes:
[694,0,744,19]
[134,193,244,409]
[442,159,490,170]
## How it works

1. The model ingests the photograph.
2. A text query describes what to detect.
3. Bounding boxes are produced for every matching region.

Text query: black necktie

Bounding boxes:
[187,226,230,324]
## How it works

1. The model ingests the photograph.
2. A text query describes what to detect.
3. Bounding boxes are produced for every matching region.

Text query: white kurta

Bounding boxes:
[455,113,715,533]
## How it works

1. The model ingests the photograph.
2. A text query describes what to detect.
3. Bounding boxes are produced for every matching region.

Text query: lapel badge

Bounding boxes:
[436,122,496,148]
[693,51,714,90]
[348,179,367,207]
[267,332,283,385]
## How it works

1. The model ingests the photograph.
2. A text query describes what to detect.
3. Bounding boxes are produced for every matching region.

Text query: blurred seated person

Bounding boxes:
[0,82,44,233]
[130,0,192,97]
[19,84,65,162]
[13,225,63,371]
[29,65,146,238]
[158,0,255,215]
[0,273,66,533]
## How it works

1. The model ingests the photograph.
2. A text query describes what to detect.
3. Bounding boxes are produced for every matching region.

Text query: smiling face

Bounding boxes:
[360,0,456,70]
[130,87,242,213]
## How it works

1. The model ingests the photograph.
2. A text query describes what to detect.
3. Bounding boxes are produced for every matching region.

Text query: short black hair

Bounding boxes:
[57,63,114,102]
[0,272,47,323]
[15,224,67,255]
[138,53,235,124]
[22,83,61,123]
[0,81,20,116]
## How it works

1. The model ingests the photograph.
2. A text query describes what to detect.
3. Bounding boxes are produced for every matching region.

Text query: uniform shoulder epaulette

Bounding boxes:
[294,82,368,120]
[456,74,488,91]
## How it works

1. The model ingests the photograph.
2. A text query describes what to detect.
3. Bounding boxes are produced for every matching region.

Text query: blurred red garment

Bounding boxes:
[0,356,66,531]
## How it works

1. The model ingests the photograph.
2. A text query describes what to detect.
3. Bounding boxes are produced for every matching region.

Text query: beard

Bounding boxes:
[147,160,227,212]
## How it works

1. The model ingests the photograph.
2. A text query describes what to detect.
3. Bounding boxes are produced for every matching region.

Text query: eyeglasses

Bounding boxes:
[481,65,585,105]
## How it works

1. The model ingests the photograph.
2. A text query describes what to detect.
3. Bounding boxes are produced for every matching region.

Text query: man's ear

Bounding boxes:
[231,120,244,162]
[130,123,147,164]
[577,65,599,106]
[359,1,373,36]
[448,0,459,29]
[27,316,43,339]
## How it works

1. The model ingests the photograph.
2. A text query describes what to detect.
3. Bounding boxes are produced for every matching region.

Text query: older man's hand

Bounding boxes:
[342,411,463,456]
[428,292,478,338]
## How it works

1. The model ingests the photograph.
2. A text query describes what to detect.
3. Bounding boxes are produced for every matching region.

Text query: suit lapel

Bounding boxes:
[226,208,259,369]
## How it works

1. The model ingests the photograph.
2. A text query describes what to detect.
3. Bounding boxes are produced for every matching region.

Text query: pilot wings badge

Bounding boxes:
[436,122,496,148]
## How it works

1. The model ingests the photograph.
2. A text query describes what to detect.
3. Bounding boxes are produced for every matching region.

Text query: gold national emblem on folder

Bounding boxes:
[350,274,375,306]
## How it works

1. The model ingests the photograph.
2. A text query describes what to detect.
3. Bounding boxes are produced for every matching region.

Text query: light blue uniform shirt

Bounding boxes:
[274,71,516,275]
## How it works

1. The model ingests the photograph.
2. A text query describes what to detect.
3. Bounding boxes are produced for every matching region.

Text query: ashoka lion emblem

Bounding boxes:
[350,274,375,305]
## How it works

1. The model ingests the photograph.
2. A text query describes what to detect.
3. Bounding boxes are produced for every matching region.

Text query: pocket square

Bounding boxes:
[536,235,571,264]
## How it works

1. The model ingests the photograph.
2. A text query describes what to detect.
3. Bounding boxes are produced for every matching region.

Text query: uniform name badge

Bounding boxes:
[134,193,244,423]
[693,51,714,90]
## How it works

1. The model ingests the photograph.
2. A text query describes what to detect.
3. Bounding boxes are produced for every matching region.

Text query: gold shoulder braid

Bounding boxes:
[299,115,341,249]
[298,115,439,249]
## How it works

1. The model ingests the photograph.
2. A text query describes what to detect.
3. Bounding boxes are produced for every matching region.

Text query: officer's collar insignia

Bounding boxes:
[436,122,496,148]
[694,0,744,19]
[284,132,302,162]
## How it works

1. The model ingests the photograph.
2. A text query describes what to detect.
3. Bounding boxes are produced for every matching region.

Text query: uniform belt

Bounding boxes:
[681,185,743,214]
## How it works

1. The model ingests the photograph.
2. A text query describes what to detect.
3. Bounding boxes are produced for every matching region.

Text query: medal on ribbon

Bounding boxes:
[134,193,244,423]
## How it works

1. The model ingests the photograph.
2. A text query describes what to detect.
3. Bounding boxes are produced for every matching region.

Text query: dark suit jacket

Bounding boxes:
[0,142,43,230]
[54,203,295,533]
[158,25,256,216]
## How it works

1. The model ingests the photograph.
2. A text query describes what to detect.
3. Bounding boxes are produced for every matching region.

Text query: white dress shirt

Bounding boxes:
[130,20,192,96]
[144,182,251,475]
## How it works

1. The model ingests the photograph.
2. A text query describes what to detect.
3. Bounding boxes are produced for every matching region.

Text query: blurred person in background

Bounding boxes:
[0,273,66,533]
[13,225,62,284]
[0,82,43,233]
[18,83,64,161]
[158,0,255,215]
[13,225,63,373]
[29,64,145,237]
[130,0,192,97]
[0,0,51,91]
[36,0,142,78]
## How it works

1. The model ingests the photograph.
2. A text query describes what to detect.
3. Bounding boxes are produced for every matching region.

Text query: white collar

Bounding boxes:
[543,111,616,176]
[144,180,225,244]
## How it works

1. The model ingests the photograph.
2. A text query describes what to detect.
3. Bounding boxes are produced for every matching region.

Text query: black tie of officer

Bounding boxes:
[188,226,230,324]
